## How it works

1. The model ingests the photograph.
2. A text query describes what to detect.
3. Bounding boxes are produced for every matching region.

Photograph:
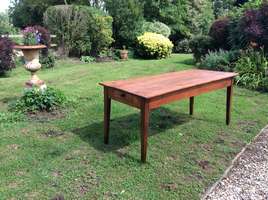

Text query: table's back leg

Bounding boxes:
[226,84,233,125]
[141,101,150,162]
[104,88,111,144]
[190,96,194,115]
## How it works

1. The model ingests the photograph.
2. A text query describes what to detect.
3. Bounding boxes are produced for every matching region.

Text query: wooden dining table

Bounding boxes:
[100,69,238,162]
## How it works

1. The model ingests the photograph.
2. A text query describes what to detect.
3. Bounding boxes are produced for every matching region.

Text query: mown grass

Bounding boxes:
[0,54,268,200]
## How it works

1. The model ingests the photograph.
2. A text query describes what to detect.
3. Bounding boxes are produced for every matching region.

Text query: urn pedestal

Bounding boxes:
[14,45,47,89]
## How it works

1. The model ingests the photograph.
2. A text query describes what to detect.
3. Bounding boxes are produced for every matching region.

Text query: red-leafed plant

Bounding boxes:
[209,17,231,50]
[0,37,15,76]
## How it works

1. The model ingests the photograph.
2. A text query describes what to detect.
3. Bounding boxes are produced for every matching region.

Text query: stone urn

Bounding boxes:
[14,45,47,89]
[120,50,129,60]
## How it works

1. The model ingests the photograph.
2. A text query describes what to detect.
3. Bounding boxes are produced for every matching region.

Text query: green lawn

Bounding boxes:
[1,54,268,200]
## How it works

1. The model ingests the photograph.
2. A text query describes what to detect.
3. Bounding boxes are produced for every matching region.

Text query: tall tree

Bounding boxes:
[9,0,105,28]
[105,0,144,47]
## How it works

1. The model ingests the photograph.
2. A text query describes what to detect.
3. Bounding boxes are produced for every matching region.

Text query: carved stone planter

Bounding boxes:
[14,45,47,89]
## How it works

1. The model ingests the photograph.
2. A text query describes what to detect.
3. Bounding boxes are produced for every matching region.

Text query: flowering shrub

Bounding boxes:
[33,26,51,48]
[137,32,173,59]
[0,37,15,76]
[22,26,41,45]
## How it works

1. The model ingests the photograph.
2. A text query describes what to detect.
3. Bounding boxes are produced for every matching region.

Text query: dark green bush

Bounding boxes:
[105,0,144,47]
[12,87,66,112]
[174,39,191,53]
[189,35,215,62]
[235,48,268,90]
[40,50,56,68]
[199,50,241,72]
[44,5,113,57]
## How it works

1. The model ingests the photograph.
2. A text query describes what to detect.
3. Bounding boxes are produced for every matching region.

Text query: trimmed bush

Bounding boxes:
[0,37,15,76]
[44,5,113,57]
[199,50,241,72]
[189,35,215,62]
[136,32,173,59]
[142,21,171,38]
[209,17,231,50]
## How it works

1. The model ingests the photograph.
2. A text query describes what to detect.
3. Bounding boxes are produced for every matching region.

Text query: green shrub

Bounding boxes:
[44,5,113,57]
[174,39,191,53]
[235,48,268,90]
[259,77,268,92]
[80,56,95,63]
[136,32,174,59]
[199,50,241,72]
[12,87,66,112]
[142,21,171,38]
[189,35,215,62]
[40,50,56,68]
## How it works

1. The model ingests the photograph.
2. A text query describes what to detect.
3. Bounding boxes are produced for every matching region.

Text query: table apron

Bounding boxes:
[149,78,233,109]
[107,88,143,109]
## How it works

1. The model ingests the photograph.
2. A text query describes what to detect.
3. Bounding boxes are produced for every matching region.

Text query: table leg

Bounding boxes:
[226,85,233,125]
[104,88,111,144]
[141,101,149,162]
[190,96,194,115]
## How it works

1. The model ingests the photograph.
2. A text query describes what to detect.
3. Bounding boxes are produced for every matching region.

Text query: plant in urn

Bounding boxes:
[14,27,47,89]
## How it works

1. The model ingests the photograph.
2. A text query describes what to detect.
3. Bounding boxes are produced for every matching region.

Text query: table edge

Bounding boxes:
[100,75,237,100]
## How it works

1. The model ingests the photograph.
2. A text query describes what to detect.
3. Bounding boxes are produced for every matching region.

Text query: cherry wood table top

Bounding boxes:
[100,69,238,99]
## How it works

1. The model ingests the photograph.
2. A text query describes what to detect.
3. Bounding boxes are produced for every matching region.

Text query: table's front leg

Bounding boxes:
[104,87,111,144]
[226,80,234,125]
[140,100,150,162]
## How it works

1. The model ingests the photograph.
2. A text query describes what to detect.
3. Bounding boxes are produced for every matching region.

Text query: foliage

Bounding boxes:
[0,12,18,35]
[136,32,173,59]
[80,56,96,63]
[12,87,66,112]
[199,49,241,71]
[229,0,263,18]
[40,50,56,68]
[213,0,235,18]
[209,17,231,50]
[0,37,15,76]
[44,5,113,57]
[228,3,268,50]
[189,35,215,62]
[174,39,191,53]
[143,0,189,42]
[105,0,144,47]
[142,21,171,37]
[186,0,215,35]
[235,48,268,90]
[9,0,101,28]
